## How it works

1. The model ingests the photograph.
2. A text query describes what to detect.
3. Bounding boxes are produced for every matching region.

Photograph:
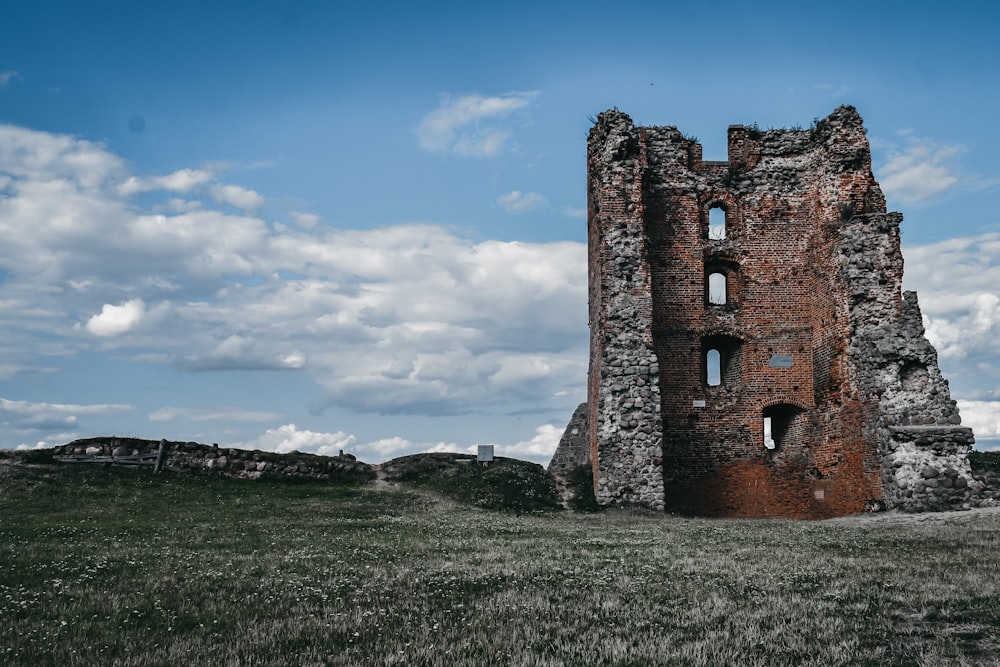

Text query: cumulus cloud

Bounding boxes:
[0,121,587,427]
[288,211,321,229]
[353,435,467,461]
[16,441,53,451]
[877,135,961,204]
[379,422,562,464]
[902,234,1000,434]
[904,233,1000,362]
[306,424,563,465]
[210,183,265,210]
[84,298,146,336]
[237,423,356,456]
[957,400,1000,444]
[496,190,546,214]
[425,441,476,455]
[176,335,306,372]
[0,123,125,190]
[496,423,562,460]
[416,92,538,157]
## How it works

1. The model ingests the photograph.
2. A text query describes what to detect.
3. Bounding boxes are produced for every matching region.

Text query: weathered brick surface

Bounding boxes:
[567,106,984,517]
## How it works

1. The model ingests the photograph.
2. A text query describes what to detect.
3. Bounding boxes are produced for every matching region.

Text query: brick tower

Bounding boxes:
[554,106,979,518]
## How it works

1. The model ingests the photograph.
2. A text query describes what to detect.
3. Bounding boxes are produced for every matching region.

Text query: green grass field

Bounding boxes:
[2,459,999,666]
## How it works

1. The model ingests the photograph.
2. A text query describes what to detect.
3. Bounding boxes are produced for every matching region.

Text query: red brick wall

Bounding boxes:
[590,108,893,517]
[582,106,980,516]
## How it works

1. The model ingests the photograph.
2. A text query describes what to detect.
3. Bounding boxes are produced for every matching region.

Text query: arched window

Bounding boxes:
[762,404,807,451]
[708,206,726,240]
[706,349,721,386]
[703,335,741,387]
[708,272,727,305]
[705,260,740,308]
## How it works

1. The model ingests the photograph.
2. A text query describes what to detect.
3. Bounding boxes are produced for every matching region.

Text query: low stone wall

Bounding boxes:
[881,425,984,511]
[52,437,375,483]
[973,469,1000,503]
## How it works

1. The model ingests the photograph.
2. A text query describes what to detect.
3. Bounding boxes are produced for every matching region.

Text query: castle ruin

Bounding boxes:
[549,106,980,518]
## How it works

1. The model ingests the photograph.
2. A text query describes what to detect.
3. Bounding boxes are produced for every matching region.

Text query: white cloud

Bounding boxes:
[374,423,561,464]
[84,298,146,336]
[0,123,125,190]
[16,441,52,450]
[210,183,265,210]
[958,400,1000,437]
[119,168,212,196]
[496,190,546,213]
[0,397,132,432]
[416,92,538,157]
[496,423,562,460]
[904,233,1000,362]
[288,211,321,229]
[562,207,586,219]
[902,234,1000,434]
[176,334,307,372]
[0,70,21,86]
[0,121,587,423]
[149,406,282,422]
[425,441,476,455]
[237,423,356,456]
[877,137,961,204]
[360,436,415,457]
[355,436,462,461]
[957,400,1000,442]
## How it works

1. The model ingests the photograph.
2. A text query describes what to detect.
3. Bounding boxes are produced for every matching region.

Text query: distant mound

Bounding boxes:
[380,453,562,512]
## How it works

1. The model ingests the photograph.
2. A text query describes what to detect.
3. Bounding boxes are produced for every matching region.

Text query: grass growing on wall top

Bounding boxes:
[1,461,999,666]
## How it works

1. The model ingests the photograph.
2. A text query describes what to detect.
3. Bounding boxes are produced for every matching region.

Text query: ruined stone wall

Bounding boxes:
[586,113,665,509]
[575,106,981,517]
[52,437,374,482]
[547,402,590,475]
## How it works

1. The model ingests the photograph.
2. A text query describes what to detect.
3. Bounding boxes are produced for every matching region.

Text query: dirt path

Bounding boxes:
[371,463,393,488]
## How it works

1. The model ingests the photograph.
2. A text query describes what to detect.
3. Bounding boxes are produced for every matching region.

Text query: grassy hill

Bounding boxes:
[2,457,999,666]
[378,452,562,512]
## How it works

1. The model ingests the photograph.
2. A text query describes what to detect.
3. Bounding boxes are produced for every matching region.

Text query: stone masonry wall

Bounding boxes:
[52,437,374,483]
[586,111,665,509]
[547,402,590,475]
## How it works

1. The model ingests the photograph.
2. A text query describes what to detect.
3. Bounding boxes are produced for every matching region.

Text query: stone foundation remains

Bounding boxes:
[51,437,374,483]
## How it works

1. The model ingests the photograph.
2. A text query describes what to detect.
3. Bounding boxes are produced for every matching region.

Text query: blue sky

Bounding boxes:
[1,1,998,461]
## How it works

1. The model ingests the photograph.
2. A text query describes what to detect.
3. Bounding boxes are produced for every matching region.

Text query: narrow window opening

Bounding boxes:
[708,207,726,240]
[706,349,721,386]
[762,404,807,452]
[702,335,742,388]
[708,272,727,305]
[763,416,776,450]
